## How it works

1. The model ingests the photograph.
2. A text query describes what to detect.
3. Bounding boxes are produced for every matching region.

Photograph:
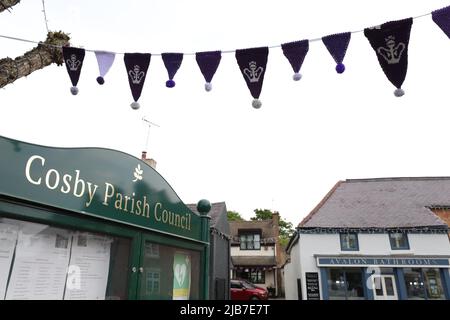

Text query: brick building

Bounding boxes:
[229,212,287,297]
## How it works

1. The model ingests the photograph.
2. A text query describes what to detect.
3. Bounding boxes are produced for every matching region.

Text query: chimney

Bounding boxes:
[272,211,280,226]
[141,151,157,169]
[272,211,280,239]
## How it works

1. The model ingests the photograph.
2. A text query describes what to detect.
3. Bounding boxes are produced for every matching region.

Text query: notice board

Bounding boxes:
[305,272,320,300]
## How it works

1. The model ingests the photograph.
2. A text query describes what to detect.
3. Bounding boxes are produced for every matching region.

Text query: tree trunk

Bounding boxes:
[0,0,20,13]
[0,31,70,88]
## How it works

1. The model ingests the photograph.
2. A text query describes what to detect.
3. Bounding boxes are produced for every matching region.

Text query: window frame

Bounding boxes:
[248,269,265,284]
[239,231,261,251]
[145,268,161,295]
[339,233,359,251]
[388,232,410,250]
[403,267,446,300]
[327,268,365,300]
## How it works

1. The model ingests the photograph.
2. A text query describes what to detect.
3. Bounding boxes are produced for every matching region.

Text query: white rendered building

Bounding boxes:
[284,177,450,300]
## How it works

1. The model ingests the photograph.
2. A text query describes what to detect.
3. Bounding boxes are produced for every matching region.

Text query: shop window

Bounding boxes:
[340,233,359,251]
[249,269,265,284]
[404,268,446,300]
[239,233,261,250]
[389,232,409,250]
[0,217,131,300]
[235,268,265,284]
[423,268,445,299]
[327,269,346,300]
[403,268,426,299]
[345,270,364,299]
[327,268,364,300]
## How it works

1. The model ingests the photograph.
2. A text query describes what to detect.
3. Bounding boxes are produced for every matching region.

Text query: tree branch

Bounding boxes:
[0,31,70,88]
[0,0,20,13]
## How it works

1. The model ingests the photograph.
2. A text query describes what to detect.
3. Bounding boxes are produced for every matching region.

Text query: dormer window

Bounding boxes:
[340,233,359,251]
[239,232,261,250]
[389,232,409,250]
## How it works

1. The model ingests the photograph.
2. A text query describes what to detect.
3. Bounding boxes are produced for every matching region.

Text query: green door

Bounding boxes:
[136,233,204,300]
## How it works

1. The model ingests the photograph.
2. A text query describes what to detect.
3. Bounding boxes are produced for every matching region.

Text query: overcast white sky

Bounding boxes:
[1,0,450,225]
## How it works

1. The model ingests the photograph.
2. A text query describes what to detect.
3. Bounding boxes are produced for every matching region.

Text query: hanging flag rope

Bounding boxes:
[0,9,435,55]
[1,6,449,108]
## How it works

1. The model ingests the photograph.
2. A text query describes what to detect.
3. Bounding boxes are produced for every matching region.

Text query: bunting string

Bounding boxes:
[230,236,279,244]
[0,11,434,55]
[1,5,449,109]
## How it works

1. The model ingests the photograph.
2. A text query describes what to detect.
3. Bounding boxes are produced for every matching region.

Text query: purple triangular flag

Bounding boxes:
[235,47,269,109]
[94,51,115,85]
[364,18,413,97]
[196,51,221,91]
[432,6,450,39]
[124,53,151,110]
[162,53,183,88]
[281,39,309,81]
[322,32,351,73]
[62,47,85,95]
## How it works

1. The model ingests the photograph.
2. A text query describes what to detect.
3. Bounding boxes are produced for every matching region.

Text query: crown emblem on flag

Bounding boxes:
[243,61,264,83]
[129,65,145,84]
[66,54,81,71]
[377,36,405,64]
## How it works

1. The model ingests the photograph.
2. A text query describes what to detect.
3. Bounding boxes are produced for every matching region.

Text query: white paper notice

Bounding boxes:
[0,223,18,299]
[5,222,72,300]
[64,233,111,300]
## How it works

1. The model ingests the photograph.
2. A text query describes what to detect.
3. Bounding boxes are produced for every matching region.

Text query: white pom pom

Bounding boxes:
[252,99,262,109]
[394,88,405,97]
[293,73,302,81]
[205,82,212,92]
[70,86,79,95]
[130,101,140,110]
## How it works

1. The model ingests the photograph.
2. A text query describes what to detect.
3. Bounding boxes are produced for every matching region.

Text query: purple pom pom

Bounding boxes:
[293,73,302,81]
[166,79,176,88]
[96,76,105,85]
[336,63,345,74]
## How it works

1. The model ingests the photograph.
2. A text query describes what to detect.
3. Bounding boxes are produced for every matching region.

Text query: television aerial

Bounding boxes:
[142,117,160,152]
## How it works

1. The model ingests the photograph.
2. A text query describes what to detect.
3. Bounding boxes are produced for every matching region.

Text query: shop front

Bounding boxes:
[0,136,211,300]
[232,259,277,288]
[317,256,450,300]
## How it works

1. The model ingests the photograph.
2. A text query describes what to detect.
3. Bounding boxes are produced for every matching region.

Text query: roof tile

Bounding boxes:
[299,177,450,228]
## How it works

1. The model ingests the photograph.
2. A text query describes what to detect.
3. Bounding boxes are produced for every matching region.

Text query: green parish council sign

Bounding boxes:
[0,136,203,242]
